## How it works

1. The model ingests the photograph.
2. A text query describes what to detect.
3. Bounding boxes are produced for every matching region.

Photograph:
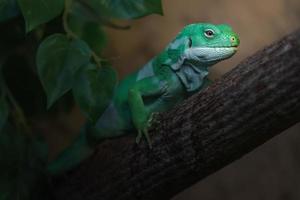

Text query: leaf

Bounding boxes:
[0,0,19,22]
[36,34,92,108]
[68,12,107,54]
[0,96,9,131]
[85,0,163,20]
[69,1,129,30]
[73,63,116,122]
[17,0,64,32]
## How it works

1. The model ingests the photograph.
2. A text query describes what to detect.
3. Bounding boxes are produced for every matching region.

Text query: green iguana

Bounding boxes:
[48,23,240,174]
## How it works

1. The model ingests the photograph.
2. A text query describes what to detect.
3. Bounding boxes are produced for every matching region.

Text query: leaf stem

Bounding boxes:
[63,0,102,67]
[63,0,78,40]
[0,74,31,134]
[6,88,32,134]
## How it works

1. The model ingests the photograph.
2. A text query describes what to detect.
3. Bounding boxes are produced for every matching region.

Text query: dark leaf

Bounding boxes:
[17,0,64,32]
[36,34,92,108]
[69,12,107,54]
[73,64,117,122]
[70,0,130,29]
[0,0,19,22]
[81,0,163,20]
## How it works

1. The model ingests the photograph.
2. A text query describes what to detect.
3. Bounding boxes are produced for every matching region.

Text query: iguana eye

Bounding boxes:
[188,37,192,48]
[204,29,215,38]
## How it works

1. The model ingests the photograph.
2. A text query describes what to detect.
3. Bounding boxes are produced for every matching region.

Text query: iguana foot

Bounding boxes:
[148,112,159,124]
[136,128,152,148]
[135,112,159,148]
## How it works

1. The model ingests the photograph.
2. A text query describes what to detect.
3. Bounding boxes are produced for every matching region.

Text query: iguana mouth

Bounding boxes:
[184,46,238,63]
[208,46,238,50]
[214,46,238,53]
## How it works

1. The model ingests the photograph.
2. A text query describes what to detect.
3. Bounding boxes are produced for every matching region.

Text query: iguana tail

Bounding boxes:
[47,125,94,175]
[47,100,131,175]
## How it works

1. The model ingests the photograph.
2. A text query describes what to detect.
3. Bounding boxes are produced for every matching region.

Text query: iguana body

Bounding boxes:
[48,23,240,173]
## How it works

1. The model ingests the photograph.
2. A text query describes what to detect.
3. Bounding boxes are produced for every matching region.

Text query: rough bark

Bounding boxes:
[51,30,300,200]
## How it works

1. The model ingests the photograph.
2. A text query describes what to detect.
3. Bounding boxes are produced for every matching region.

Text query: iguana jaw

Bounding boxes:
[184,46,238,63]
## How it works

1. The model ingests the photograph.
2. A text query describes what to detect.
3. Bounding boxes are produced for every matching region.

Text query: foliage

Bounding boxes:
[37,34,92,108]
[18,0,64,32]
[0,0,19,22]
[81,0,163,19]
[0,0,163,199]
[72,63,117,122]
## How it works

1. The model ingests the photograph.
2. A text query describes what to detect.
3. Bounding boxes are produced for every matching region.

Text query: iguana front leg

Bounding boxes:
[128,76,167,147]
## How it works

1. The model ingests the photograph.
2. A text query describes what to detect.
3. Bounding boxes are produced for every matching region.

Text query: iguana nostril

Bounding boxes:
[231,37,235,42]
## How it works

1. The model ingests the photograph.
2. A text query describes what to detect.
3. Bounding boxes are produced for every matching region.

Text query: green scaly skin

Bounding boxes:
[48,23,240,174]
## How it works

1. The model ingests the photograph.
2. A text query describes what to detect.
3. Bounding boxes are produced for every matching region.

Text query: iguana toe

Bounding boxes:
[135,128,152,148]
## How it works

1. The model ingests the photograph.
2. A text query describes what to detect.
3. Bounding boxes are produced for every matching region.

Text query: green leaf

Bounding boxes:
[0,0,19,22]
[0,96,9,131]
[17,0,64,32]
[37,34,92,108]
[69,13,107,54]
[85,0,163,19]
[73,63,116,122]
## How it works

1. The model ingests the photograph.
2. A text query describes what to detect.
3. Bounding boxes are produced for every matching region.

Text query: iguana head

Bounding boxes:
[165,23,240,69]
[163,23,239,92]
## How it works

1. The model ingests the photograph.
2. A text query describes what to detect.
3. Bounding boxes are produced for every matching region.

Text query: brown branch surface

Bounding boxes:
[51,30,300,200]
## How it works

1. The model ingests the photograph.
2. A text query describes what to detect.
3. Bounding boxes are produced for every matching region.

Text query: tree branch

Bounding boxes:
[51,29,300,200]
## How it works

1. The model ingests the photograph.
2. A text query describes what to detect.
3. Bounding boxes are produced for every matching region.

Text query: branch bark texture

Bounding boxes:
[52,30,300,200]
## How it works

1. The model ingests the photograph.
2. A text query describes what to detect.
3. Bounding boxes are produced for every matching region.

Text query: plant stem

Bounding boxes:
[63,0,78,39]
[0,74,31,134]
[62,0,102,67]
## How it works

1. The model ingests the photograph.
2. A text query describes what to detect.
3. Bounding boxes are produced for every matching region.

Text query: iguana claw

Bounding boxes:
[136,128,152,148]
[135,112,159,148]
